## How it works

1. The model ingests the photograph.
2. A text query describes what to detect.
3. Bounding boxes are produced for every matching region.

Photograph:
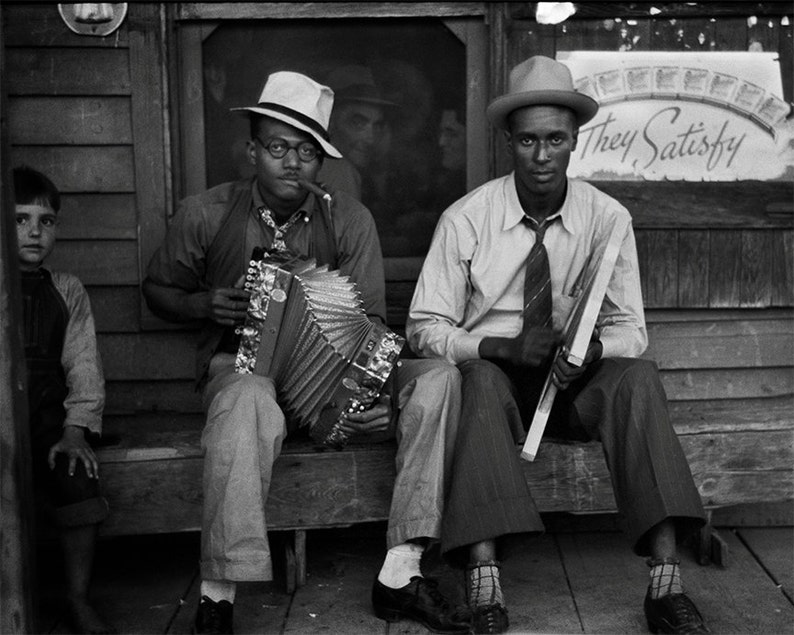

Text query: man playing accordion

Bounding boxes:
[143,71,468,634]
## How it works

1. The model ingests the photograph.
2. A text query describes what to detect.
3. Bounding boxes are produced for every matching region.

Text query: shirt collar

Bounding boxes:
[250,178,316,221]
[503,172,575,235]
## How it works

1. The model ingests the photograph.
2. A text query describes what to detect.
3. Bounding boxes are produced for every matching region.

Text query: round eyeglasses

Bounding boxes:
[255,137,322,163]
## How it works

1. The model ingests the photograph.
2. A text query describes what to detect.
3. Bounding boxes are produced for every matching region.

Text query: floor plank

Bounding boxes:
[37,532,199,635]
[556,531,649,634]
[558,529,794,634]
[285,526,388,633]
[735,527,794,601]
[166,534,292,635]
[500,533,583,633]
[34,525,794,634]
[672,529,793,634]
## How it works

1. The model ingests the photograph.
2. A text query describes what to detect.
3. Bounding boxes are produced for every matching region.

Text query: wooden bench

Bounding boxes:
[95,309,794,590]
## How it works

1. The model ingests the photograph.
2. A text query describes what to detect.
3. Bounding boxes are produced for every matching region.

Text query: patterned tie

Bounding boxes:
[258,206,304,252]
[521,216,554,332]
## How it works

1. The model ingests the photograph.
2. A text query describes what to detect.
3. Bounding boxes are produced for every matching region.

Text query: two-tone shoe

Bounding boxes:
[644,588,709,634]
[471,603,509,634]
[194,595,234,634]
[372,576,470,633]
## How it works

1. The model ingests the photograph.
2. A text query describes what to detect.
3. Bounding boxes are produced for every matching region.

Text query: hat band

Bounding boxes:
[257,102,331,142]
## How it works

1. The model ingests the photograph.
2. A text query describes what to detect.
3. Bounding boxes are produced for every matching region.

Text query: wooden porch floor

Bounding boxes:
[35,516,793,634]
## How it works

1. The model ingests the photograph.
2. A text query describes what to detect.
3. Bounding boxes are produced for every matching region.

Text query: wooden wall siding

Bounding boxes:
[4,6,137,261]
[46,241,138,286]
[772,230,794,306]
[636,229,794,309]
[384,227,793,319]
[92,310,793,416]
[596,182,794,229]
[56,194,138,240]
[7,97,133,145]
[105,380,202,415]
[11,146,136,192]
[4,3,792,424]
[3,3,170,426]
[87,287,141,332]
[4,48,131,95]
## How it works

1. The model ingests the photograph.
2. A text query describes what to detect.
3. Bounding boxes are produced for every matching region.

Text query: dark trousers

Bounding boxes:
[442,357,705,562]
[30,372,108,528]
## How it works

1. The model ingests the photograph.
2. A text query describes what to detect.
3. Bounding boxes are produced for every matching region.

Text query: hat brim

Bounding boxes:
[230,106,342,159]
[487,90,599,129]
[336,95,400,109]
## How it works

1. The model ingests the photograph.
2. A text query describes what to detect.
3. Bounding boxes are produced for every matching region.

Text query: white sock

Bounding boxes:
[377,543,424,589]
[200,580,237,604]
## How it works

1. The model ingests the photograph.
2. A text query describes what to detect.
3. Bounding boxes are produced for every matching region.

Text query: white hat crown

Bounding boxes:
[231,70,342,158]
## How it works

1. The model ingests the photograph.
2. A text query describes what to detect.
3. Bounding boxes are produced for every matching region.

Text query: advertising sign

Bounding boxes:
[559,51,793,181]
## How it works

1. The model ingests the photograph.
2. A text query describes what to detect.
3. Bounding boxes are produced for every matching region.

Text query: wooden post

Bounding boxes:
[0,7,37,630]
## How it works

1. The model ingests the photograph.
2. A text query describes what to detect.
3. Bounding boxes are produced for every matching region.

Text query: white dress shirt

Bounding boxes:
[407,173,647,364]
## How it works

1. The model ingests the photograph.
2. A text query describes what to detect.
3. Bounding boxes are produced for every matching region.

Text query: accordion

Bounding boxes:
[235,248,404,448]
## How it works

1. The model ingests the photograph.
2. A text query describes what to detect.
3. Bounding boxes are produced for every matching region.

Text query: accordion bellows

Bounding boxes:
[235,249,404,448]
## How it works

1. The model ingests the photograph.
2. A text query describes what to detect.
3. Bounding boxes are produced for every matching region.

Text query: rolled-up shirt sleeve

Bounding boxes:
[407,214,482,363]
[54,273,105,435]
[597,217,648,359]
[146,192,215,292]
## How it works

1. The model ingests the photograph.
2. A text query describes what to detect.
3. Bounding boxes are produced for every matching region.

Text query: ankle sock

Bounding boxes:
[647,557,683,599]
[377,542,424,589]
[467,560,504,608]
[200,579,236,604]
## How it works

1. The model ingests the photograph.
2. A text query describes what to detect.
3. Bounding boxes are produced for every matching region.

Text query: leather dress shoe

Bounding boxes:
[194,595,234,634]
[644,588,709,634]
[372,576,471,633]
[471,603,509,634]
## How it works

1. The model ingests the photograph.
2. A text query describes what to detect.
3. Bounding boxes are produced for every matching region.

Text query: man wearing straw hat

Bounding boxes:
[407,56,709,634]
[143,70,468,634]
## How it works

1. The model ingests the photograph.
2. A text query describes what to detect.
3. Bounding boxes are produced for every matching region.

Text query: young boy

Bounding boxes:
[14,165,114,634]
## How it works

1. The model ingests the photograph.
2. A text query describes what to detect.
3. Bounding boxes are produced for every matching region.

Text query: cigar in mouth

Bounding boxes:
[297,178,332,204]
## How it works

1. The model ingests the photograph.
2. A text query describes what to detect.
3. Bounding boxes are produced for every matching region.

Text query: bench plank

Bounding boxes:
[97,396,794,536]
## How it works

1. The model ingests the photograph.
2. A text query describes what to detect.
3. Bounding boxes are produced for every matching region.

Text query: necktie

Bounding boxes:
[521,216,554,332]
[258,206,304,252]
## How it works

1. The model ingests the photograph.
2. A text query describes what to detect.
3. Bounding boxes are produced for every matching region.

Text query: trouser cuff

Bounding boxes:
[387,517,442,550]
[201,557,273,582]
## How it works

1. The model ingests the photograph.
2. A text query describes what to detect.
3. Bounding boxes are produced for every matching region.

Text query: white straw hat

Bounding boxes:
[231,71,342,158]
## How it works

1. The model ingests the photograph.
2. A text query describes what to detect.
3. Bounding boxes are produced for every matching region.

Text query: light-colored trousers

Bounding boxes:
[199,354,461,582]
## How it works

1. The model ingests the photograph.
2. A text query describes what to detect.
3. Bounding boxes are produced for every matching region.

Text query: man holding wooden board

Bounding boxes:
[407,56,708,634]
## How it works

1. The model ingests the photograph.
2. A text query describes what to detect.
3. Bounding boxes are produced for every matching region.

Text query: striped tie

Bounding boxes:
[521,216,554,332]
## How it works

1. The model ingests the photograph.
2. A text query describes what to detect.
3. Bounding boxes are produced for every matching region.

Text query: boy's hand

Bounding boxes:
[48,425,99,478]
[337,393,392,437]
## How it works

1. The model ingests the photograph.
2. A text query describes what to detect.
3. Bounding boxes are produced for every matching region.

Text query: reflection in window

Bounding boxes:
[202,19,467,257]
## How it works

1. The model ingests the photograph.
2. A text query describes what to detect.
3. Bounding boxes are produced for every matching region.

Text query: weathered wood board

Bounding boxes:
[96,395,794,536]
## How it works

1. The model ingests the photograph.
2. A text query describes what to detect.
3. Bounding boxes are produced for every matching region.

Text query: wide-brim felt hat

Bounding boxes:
[487,56,599,129]
[326,65,399,109]
[231,71,342,158]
